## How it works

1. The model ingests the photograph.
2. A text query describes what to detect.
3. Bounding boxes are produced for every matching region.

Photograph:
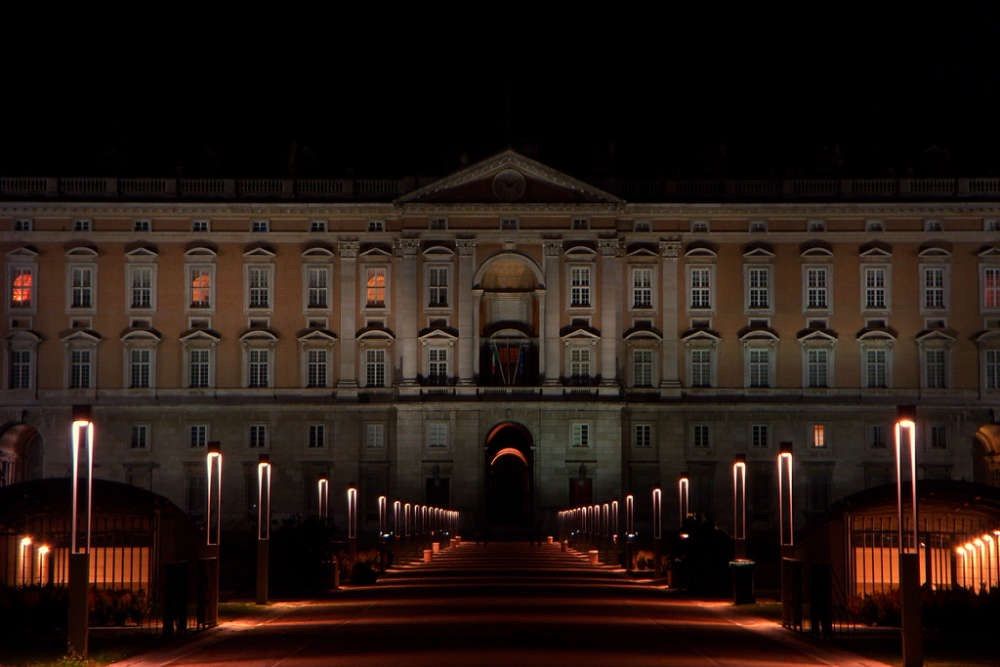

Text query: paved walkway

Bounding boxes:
[116,541,889,666]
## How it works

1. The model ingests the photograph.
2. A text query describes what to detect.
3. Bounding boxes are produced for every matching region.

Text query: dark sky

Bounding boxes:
[4,7,1000,180]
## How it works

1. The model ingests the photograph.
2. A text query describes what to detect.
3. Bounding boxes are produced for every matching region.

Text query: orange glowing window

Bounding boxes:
[812,424,826,448]
[366,269,386,307]
[190,270,211,308]
[11,269,32,307]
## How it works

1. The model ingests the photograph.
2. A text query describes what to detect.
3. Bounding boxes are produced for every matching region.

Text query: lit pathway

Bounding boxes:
[116,541,889,667]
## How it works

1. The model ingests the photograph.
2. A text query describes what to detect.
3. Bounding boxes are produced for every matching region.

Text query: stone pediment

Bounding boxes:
[396,150,622,205]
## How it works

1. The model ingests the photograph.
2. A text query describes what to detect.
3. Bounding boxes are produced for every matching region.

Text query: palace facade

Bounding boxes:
[1,151,999,535]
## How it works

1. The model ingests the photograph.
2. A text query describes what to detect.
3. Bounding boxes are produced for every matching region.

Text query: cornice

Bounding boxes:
[0,202,396,217]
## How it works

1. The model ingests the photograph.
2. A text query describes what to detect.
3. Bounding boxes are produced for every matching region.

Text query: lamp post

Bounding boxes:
[777,442,801,628]
[404,502,412,539]
[318,477,329,521]
[393,500,401,537]
[625,494,635,571]
[378,496,387,536]
[652,487,662,575]
[68,404,94,657]
[256,454,272,605]
[36,545,50,586]
[611,500,619,544]
[204,441,222,626]
[678,474,689,527]
[347,486,358,558]
[18,536,31,587]
[732,454,747,557]
[895,405,922,667]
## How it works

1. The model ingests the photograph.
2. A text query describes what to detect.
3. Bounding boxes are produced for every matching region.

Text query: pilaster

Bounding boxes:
[599,238,621,395]
[396,239,420,393]
[457,239,476,392]
[543,239,562,392]
[337,240,359,397]
[660,239,682,397]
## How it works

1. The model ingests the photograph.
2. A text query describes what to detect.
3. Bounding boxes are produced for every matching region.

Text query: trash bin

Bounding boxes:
[729,558,756,605]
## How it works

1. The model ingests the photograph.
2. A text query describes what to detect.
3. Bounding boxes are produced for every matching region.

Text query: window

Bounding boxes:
[570,266,591,307]
[691,221,709,233]
[249,424,268,449]
[9,350,31,389]
[806,348,829,388]
[130,425,149,450]
[689,267,712,310]
[129,348,152,388]
[189,267,212,309]
[192,220,210,232]
[690,349,712,387]
[500,218,519,231]
[865,349,888,388]
[572,218,589,230]
[429,218,448,231]
[248,266,271,309]
[930,425,947,450]
[9,267,34,309]
[427,422,448,448]
[922,267,946,310]
[983,267,1000,310]
[633,349,653,387]
[569,347,591,378]
[189,349,210,388]
[808,220,826,232]
[924,349,946,388]
[634,424,652,448]
[308,424,325,449]
[133,219,151,232]
[307,349,327,388]
[570,423,590,448]
[812,424,826,448]
[428,266,448,307]
[310,220,327,232]
[70,349,92,388]
[924,220,943,232]
[306,267,329,308]
[866,220,884,232]
[987,350,1000,390]
[251,220,270,233]
[129,266,153,309]
[365,423,385,448]
[986,219,1000,232]
[14,219,32,231]
[751,424,769,449]
[749,221,768,233]
[864,267,887,310]
[805,267,828,310]
[870,425,886,449]
[190,425,208,448]
[366,268,386,307]
[634,221,652,232]
[632,268,652,308]
[748,348,770,388]
[70,266,94,309]
[368,220,385,232]
[73,219,91,232]
[428,347,448,380]
[248,349,270,388]
[747,266,770,310]
[693,424,710,449]
[366,348,385,387]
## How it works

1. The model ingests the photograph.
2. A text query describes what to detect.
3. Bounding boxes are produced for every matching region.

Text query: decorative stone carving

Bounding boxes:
[659,241,682,258]
[338,240,359,258]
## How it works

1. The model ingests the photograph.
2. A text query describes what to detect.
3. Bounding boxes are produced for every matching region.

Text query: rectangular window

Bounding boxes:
[634,423,652,448]
[189,268,212,308]
[428,266,449,307]
[572,218,589,230]
[133,219,151,232]
[633,349,653,387]
[806,348,829,388]
[306,267,328,308]
[310,220,327,232]
[129,266,153,309]
[307,349,327,388]
[248,349,269,388]
[930,425,947,450]
[693,424,710,449]
[751,424,769,449]
[308,424,325,449]
[368,220,385,232]
[864,267,887,310]
[987,350,1000,390]
[130,425,149,450]
[571,423,590,447]
[10,350,31,389]
[192,220,210,232]
[923,267,945,310]
[14,219,32,231]
[190,424,208,448]
[748,348,770,388]
[248,266,270,309]
[806,267,828,309]
[10,267,34,309]
[747,267,770,309]
[366,268,386,307]
[71,266,93,309]
[366,423,385,448]
[251,220,269,233]
[925,349,946,389]
[632,268,652,308]
[570,266,591,307]
[428,422,448,448]
[429,218,448,230]
[130,348,151,388]
[690,267,711,310]
[249,424,268,449]
[812,424,826,448]
[189,349,210,388]
[500,218,519,231]
[569,347,591,378]
[428,347,448,380]
[366,348,385,387]
[865,349,888,388]
[690,349,712,388]
[74,219,91,232]
[870,425,886,449]
[70,349,91,388]
[984,267,1000,309]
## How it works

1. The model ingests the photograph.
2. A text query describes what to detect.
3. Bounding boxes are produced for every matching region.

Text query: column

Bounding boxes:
[659,239,682,394]
[599,239,620,391]
[457,239,476,386]
[397,239,420,388]
[543,240,562,387]
[337,240,359,392]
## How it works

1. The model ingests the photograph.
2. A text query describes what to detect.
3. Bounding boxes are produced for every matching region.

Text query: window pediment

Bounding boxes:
[64,244,98,258]
[684,242,718,259]
[742,242,775,258]
[625,242,658,257]
[5,329,43,344]
[977,245,1000,258]
[915,328,957,344]
[357,325,396,341]
[185,242,218,258]
[179,328,222,343]
[563,241,597,257]
[859,241,893,258]
[297,328,338,343]
[120,327,163,343]
[560,324,601,339]
[738,325,780,343]
[799,240,833,257]
[856,325,898,341]
[797,328,838,344]
[360,243,393,258]
[239,327,279,344]
[124,243,158,258]
[60,328,102,343]
[918,242,952,259]
[623,324,663,341]
[422,243,455,257]
[6,246,39,259]
[301,242,335,258]
[243,242,277,258]
[418,326,459,342]
[681,327,721,344]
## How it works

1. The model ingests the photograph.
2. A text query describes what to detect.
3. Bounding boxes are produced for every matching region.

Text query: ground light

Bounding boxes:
[204,441,222,626]
[378,496,387,535]
[404,502,412,538]
[69,404,94,658]
[36,545,50,586]
[895,405,922,667]
[18,536,31,587]
[611,500,619,542]
[256,454,272,605]
[393,500,401,537]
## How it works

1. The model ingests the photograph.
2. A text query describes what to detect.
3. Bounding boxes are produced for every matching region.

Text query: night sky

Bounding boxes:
[4,7,1000,180]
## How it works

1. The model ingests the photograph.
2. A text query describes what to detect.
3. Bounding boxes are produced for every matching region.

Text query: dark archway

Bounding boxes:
[0,423,41,488]
[484,422,534,538]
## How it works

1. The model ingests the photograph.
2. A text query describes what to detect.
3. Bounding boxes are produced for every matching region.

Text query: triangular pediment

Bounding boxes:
[396,150,622,205]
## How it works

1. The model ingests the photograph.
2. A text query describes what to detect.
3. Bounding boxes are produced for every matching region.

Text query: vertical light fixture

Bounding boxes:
[625,494,635,536]
[651,488,662,540]
[206,442,223,546]
[69,404,94,657]
[404,502,412,538]
[777,442,794,548]
[894,405,922,667]
[18,536,32,587]
[393,500,401,537]
[678,474,690,526]
[955,547,967,589]
[602,503,610,538]
[346,486,358,540]
[732,454,747,546]
[36,545,50,586]
[378,495,387,536]
[256,454,272,605]
[611,500,619,539]
[318,477,329,521]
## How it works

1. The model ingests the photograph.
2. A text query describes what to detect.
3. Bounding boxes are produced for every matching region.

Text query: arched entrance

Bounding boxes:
[0,423,41,487]
[485,422,534,538]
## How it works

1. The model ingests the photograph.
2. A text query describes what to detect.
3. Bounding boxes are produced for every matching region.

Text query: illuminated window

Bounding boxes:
[366,268,386,307]
[366,423,385,448]
[70,266,93,309]
[129,349,152,388]
[188,349,210,388]
[427,422,448,448]
[129,266,153,309]
[634,423,652,448]
[751,424,769,449]
[806,348,829,388]
[10,268,33,308]
[632,268,652,308]
[130,424,149,449]
[189,268,212,308]
[189,424,208,448]
[922,267,946,310]
[984,267,1000,310]
[689,267,712,310]
[864,267,887,310]
[70,349,92,388]
[570,423,590,447]
[307,349,327,388]
[570,266,591,307]
[811,424,826,448]
[428,266,448,307]
[9,350,31,389]
[633,349,653,387]
[306,266,328,308]
[249,424,268,448]
[248,349,269,388]
[805,267,828,309]
[308,424,325,448]
[365,348,385,387]
[248,266,271,309]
